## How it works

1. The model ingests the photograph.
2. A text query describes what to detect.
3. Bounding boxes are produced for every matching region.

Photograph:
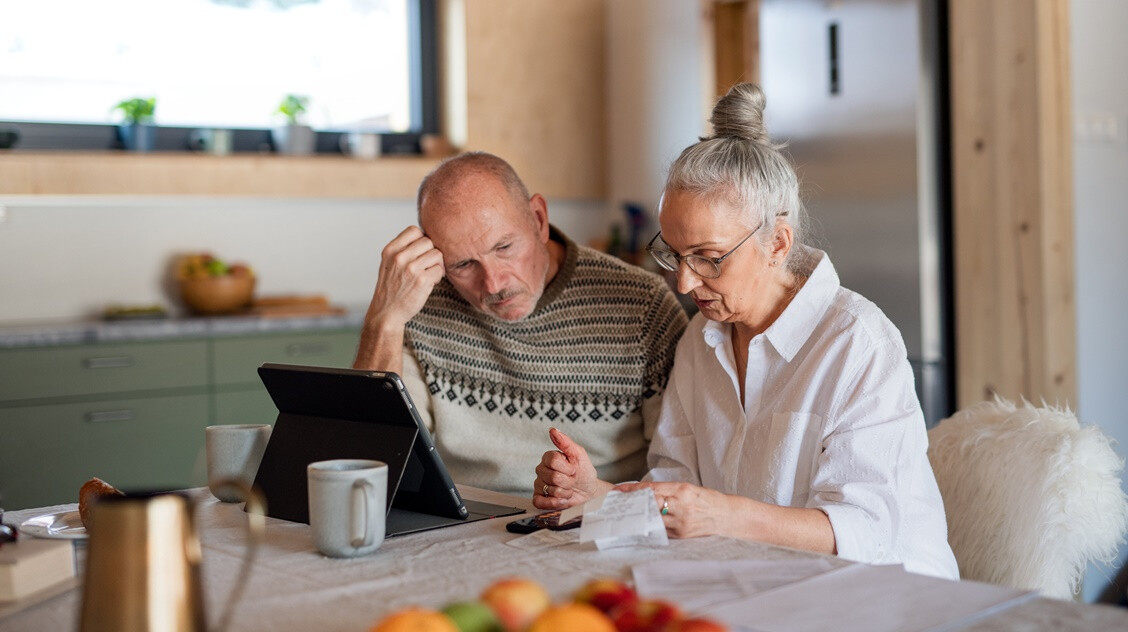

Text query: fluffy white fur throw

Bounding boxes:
[928,397,1128,599]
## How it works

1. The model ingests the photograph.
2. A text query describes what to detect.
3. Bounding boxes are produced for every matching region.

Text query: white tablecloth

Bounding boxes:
[3,487,1127,631]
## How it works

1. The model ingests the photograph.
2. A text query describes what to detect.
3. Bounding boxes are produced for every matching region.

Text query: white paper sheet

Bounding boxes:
[632,558,842,613]
[574,489,669,549]
[704,563,1037,632]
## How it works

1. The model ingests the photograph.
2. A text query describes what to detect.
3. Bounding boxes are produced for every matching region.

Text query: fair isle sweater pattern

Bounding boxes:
[404,235,685,426]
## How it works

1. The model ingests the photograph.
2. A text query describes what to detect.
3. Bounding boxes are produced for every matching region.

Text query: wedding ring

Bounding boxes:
[542,483,550,497]
[661,499,670,516]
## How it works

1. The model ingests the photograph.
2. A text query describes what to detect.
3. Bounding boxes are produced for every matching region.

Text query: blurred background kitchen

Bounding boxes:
[0,0,1124,603]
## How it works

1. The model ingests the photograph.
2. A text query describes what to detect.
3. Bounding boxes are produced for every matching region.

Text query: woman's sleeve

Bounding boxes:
[642,336,702,485]
[807,336,925,564]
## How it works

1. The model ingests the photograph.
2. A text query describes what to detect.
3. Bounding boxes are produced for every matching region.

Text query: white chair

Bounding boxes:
[928,397,1128,599]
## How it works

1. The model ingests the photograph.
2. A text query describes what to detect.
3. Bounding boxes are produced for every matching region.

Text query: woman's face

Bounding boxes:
[657,189,778,327]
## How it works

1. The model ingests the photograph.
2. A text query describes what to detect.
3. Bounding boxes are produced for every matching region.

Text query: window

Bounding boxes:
[0,0,437,153]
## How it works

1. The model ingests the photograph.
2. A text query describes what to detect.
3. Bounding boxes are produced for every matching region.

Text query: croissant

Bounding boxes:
[78,477,123,529]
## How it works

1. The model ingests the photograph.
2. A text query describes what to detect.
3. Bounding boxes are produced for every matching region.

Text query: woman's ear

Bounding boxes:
[770,221,794,263]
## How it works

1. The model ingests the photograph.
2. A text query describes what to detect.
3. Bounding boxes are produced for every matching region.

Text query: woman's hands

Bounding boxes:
[533,428,612,510]
[615,481,735,539]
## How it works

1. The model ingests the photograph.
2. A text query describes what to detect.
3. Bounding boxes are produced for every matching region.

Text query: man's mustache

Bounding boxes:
[485,288,522,305]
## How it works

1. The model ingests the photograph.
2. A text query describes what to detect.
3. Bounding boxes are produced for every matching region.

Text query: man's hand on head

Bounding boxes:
[368,226,446,329]
[354,226,445,373]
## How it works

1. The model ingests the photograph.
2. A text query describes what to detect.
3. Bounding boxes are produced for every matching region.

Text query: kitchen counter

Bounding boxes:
[0,309,366,349]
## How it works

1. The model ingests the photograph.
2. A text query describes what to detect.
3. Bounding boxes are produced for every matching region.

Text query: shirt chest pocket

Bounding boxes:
[759,412,824,507]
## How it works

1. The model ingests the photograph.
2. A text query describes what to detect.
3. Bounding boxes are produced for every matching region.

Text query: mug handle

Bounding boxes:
[350,478,377,547]
[209,479,266,632]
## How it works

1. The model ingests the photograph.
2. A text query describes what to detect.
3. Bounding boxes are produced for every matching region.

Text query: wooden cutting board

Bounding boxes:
[244,295,346,318]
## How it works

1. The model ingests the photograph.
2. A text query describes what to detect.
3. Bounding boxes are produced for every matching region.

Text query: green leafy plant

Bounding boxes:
[113,97,156,124]
[276,94,310,125]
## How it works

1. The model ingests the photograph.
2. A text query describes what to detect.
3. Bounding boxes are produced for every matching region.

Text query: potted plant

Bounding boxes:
[113,97,157,152]
[272,94,315,155]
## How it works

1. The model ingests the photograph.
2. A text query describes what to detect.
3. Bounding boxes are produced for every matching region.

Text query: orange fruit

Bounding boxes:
[371,607,459,632]
[528,603,616,632]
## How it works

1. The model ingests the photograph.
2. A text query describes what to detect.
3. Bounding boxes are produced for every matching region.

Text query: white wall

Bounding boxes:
[0,196,605,324]
[1072,0,1128,604]
[605,0,710,229]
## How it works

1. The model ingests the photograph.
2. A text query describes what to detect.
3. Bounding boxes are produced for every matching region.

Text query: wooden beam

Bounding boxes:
[949,0,1076,408]
[712,0,760,96]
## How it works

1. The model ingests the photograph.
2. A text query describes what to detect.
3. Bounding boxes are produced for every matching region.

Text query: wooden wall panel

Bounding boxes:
[712,0,760,95]
[462,0,606,198]
[949,0,1076,408]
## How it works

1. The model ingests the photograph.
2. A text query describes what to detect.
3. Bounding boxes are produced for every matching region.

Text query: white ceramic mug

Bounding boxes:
[339,132,381,159]
[307,459,387,558]
[205,424,272,502]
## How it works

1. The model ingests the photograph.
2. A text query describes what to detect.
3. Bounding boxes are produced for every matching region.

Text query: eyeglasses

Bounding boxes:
[646,227,760,279]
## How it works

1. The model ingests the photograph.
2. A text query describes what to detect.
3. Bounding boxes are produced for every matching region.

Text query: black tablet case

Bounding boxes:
[253,363,523,535]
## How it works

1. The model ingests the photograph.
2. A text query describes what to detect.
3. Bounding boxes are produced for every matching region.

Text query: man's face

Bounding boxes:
[420,174,551,321]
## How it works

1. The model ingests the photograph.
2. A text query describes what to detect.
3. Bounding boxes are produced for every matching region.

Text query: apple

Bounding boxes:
[479,577,551,632]
[572,578,638,614]
[441,601,503,632]
[671,617,729,632]
[608,599,683,632]
[528,603,616,632]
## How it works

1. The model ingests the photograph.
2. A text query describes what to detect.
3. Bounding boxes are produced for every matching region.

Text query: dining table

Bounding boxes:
[2,486,1126,632]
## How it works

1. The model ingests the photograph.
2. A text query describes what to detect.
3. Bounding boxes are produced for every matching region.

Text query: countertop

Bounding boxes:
[0,309,366,349]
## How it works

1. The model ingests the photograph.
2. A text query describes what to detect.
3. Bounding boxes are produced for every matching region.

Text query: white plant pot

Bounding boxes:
[272,124,315,155]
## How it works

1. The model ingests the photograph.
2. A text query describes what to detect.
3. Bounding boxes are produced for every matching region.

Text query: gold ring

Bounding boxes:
[542,483,550,497]
[661,499,669,515]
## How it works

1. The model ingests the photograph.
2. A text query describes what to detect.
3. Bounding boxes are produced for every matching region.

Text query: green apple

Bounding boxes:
[441,601,503,632]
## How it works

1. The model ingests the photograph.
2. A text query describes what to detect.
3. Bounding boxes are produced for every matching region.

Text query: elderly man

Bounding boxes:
[354,151,687,496]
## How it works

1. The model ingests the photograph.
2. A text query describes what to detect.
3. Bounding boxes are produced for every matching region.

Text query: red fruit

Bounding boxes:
[573,578,638,614]
[608,599,683,632]
[671,617,729,632]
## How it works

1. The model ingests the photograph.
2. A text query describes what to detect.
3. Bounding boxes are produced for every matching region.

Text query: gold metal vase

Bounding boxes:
[79,482,264,632]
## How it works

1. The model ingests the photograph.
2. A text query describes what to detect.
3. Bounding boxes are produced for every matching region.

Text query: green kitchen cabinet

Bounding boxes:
[0,393,210,509]
[211,330,360,386]
[0,340,208,403]
[0,328,361,509]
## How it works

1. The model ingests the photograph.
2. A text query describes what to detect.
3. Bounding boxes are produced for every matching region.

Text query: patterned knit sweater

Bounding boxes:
[401,227,687,495]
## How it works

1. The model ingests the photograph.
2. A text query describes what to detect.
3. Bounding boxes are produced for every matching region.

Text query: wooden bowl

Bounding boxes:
[179,275,255,315]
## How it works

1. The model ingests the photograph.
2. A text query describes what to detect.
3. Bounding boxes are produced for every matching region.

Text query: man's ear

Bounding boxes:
[529,194,550,242]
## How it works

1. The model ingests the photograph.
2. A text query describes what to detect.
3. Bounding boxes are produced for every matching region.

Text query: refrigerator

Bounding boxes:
[758,0,952,425]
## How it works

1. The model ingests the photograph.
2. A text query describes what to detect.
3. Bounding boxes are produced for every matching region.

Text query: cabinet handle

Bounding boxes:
[83,356,134,369]
[86,409,135,423]
[285,342,330,356]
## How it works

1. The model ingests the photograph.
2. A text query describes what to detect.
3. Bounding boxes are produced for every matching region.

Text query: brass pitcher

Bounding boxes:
[79,481,265,632]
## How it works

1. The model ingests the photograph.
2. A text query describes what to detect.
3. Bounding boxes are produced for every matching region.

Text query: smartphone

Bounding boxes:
[505,510,582,534]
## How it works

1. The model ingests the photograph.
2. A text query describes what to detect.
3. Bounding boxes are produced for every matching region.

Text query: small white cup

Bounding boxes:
[339,132,381,159]
[307,459,387,558]
[206,424,272,502]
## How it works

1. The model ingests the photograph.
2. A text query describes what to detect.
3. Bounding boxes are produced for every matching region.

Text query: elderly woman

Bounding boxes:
[533,83,958,580]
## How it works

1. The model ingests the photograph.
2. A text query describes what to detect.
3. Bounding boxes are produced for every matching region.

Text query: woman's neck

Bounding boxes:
[732,270,807,344]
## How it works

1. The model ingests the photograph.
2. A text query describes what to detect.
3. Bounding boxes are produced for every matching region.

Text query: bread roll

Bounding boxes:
[78,477,123,529]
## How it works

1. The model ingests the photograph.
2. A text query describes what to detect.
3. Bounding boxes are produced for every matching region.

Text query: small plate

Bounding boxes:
[20,510,87,539]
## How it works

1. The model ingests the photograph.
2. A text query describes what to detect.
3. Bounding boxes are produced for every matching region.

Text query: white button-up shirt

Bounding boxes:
[644,248,959,579]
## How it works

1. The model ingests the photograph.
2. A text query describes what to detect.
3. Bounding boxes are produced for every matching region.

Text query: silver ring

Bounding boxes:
[661,499,669,516]
[542,483,550,497]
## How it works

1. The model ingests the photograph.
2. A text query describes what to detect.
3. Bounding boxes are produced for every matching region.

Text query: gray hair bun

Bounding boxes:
[709,82,771,145]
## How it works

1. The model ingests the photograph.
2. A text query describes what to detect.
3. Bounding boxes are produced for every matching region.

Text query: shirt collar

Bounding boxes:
[700,246,839,361]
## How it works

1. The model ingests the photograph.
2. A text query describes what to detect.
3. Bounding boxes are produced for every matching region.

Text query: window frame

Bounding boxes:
[0,0,438,156]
